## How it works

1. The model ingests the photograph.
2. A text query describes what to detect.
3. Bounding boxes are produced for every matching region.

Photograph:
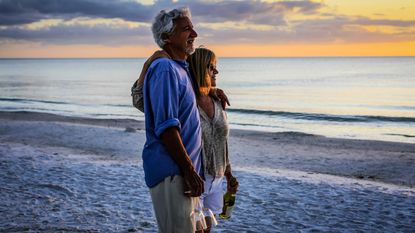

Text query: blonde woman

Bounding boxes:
[188,48,238,233]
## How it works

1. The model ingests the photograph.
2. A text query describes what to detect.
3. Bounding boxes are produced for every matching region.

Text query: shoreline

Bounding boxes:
[1,110,415,187]
[2,110,414,145]
[0,110,145,129]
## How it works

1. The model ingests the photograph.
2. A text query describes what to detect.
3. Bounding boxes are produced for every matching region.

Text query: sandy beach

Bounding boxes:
[1,111,414,232]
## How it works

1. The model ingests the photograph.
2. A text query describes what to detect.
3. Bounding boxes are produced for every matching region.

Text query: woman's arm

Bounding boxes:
[224,141,238,194]
[225,165,238,194]
[137,50,171,86]
[132,50,171,112]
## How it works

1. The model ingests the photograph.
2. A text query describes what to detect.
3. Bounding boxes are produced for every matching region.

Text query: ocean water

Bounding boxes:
[0,57,414,143]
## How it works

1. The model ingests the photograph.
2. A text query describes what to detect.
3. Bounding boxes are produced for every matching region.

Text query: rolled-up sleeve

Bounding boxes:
[148,70,182,137]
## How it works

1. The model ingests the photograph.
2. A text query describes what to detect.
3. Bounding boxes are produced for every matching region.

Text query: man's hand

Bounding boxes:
[209,88,230,110]
[160,127,204,197]
[182,168,204,197]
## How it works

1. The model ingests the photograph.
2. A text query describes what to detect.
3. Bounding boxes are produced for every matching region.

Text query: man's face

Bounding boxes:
[167,17,198,59]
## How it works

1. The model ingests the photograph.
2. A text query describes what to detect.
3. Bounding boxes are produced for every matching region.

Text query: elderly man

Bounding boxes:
[141,7,204,232]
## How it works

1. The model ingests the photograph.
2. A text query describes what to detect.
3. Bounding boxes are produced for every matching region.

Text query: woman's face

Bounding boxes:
[207,60,218,87]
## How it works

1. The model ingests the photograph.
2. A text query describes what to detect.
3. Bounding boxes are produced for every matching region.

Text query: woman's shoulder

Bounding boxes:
[213,98,222,107]
[213,98,227,115]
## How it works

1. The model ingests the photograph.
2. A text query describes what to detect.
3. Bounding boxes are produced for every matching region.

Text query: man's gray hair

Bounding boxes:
[152,7,192,48]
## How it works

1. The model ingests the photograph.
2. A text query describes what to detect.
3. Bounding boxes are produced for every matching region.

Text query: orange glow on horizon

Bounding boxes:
[1,41,414,58]
[210,42,415,58]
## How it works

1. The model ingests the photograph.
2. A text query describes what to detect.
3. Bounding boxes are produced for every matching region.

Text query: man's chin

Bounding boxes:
[186,46,196,55]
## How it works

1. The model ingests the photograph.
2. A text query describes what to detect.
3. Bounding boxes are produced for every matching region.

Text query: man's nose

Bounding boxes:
[191,28,198,38]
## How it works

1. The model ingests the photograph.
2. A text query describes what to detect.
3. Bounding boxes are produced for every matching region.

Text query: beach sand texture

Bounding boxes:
[1,111,414,232]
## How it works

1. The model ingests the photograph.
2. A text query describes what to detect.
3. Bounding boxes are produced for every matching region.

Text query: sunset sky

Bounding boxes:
[1,0,414,58]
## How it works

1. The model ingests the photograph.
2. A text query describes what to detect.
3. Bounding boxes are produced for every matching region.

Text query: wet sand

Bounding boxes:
[1,111,414,232]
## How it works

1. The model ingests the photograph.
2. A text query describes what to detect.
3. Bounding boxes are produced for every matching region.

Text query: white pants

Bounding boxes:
[200,175,224,215]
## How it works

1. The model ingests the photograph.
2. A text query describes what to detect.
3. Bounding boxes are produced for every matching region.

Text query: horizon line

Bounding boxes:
[1,55,415,59]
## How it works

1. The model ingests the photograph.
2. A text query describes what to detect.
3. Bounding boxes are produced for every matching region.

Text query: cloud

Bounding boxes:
[0,21,152,45]
[0,0,324,45]
[0,0,414,47]
[188,0,324,25]
[196,15,415,44]
[352,17,415,27]
[0,0,324,26]
[0,0,155,25]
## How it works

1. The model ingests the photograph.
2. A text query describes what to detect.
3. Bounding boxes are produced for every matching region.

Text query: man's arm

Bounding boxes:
[160,127,204,197]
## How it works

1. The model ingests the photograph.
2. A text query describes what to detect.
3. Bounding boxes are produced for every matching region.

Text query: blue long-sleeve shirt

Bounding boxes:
[142,58,203,188]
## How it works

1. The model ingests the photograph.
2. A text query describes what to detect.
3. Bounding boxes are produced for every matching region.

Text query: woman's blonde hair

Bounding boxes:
[187,47,216,97]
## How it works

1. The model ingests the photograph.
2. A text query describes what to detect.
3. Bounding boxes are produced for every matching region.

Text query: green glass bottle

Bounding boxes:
[219,191,236,219]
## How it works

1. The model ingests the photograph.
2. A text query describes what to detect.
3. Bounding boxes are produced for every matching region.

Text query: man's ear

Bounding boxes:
[161,33,170,44]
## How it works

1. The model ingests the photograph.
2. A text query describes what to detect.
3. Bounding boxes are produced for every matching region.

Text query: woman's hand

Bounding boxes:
[226,175,239,194]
